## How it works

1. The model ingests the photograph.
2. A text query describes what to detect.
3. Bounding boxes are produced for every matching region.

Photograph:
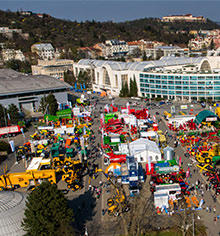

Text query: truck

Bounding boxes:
[0,125,21,138]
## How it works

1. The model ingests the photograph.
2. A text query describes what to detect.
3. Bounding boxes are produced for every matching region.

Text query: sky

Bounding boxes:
[0,0,220,22]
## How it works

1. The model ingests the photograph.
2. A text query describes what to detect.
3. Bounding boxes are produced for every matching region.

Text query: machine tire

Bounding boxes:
[107,198,114,207]
[65,177,71,183]
[205,158,211,164]
[67,184,71,189]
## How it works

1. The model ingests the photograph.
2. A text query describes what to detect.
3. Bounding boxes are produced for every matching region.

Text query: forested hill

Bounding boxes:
[0,10,219,52]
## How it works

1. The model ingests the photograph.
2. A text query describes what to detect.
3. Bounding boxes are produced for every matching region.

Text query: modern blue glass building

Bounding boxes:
[73,56,220,101]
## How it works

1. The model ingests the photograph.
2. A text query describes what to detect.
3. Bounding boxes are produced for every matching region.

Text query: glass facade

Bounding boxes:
[139,73,220,100]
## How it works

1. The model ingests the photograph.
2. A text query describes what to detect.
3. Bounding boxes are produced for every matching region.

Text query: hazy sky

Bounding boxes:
[0,0,220,22]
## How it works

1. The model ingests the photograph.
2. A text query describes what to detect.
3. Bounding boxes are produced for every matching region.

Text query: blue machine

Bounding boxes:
[126,156,140,196]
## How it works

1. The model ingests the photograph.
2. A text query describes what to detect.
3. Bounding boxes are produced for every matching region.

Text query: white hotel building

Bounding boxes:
[73,56,220,101]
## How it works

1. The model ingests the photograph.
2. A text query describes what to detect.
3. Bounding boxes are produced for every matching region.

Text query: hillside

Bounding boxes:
[0,10,219,57]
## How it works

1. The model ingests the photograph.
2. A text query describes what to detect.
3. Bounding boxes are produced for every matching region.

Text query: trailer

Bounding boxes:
[0,125,21,138]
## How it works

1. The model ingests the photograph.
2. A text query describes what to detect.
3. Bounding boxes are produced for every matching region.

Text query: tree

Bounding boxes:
[0,104,7,127]
[39,96,48,114]
[22,181,74,236]
[124,81,129,97]
[133,76,138,97]
[64,70,76,86]
[129,78,134,97]
[7,103,20,125]
[46,93,58,116]
[142,52,147,61]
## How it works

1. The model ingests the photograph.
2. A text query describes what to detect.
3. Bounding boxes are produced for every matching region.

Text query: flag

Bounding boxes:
[100,113,105,128]
[148,156,151,171]
[83,83,86,89]
[153,115,156,123]
[20,128,25,138]
[112,99,114,106]
[80,84,83,90]
[83,126,86,135]
[126,102,130,114]
[105,104,110,113]
[179,156,182,168]
[9,140,15,152]
[75,82,77,89]
[186,167,190,178]
[7,113,10,120]
[146,110,149,118]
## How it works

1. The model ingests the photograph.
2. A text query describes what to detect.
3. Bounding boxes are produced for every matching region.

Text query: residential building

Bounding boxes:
[31,59,74,79]
[1,49,25,62]
[145,46,189,60]
[188,36,212,51]
[31,43,55,60]
[162,14,206,23]
[73,56,220,101]
[0,69,71,111]
[77,47,102,59]
[104,40,128,58]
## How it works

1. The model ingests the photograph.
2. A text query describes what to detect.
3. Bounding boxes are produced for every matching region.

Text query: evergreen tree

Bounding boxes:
[124,81,129,97]
[133,76,138,97]
[7,103,19,124]
[129,78,134,97]
[142,52,147,61]
[64,70,76,85]
[39,96,48,114]
[22,181,74,236]
[119,81,125,97]
[0,104,7,127]
[46,93,58,116]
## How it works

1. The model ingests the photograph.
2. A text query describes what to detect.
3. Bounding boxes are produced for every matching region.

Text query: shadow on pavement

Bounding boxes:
[68,190,97,235]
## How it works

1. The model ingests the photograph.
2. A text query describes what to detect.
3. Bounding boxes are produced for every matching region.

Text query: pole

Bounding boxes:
[192,212,195,236]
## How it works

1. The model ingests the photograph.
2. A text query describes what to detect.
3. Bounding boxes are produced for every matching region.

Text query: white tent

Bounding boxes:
[129,138,161,163]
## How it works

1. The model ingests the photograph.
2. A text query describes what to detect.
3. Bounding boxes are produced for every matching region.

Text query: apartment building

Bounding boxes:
[31,43,55,60]
[104,40,129,58]
[1,49,25,62]
[31,59,74,79]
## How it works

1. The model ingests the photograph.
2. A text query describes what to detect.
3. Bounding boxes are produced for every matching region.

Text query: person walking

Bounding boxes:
[205,184,208,191]
[206,206,209,212]
[209,206,212,213]
[213,206,216,214]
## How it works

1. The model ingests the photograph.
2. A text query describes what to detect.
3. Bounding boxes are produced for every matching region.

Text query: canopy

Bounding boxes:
[194,110,218,125]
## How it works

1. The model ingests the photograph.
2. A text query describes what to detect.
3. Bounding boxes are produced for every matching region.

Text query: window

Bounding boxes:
[115,75,118,87]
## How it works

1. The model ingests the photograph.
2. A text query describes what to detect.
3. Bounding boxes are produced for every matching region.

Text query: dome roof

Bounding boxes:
[0,191,26,236]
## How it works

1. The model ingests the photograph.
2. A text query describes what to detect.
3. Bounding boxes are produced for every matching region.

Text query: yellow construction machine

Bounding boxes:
[94,168,129,216]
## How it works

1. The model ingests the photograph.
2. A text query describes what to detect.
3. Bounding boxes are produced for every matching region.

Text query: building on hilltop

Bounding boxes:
[31,43,55,60]
[31,59,74,80]
[0,69,71,112]
[73,55,220,101]
[162,14,206,23]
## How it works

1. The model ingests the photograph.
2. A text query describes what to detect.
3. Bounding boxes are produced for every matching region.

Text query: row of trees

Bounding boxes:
[0,103,20,127]
[119,77,138,97]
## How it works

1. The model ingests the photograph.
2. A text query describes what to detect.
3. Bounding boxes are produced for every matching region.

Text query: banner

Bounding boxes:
[9,140,15,152]
[126,102,130,114]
